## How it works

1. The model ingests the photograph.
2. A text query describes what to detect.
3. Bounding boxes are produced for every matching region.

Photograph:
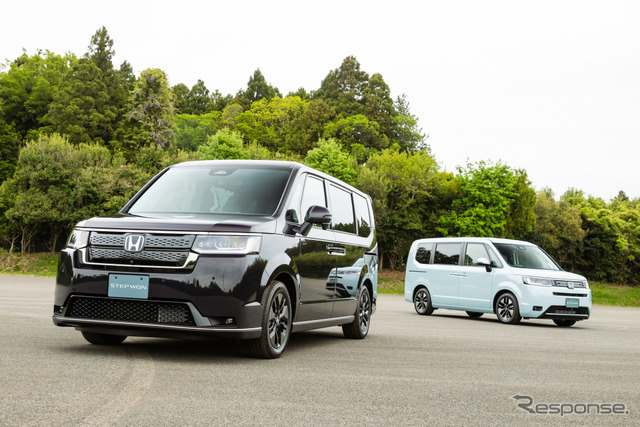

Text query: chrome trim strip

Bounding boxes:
[293,315,354,327]
[76,227,264,237]
[53,315,262,334]
[79,248,199,270]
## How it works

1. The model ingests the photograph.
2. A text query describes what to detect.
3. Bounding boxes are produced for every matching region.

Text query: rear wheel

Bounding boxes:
[495,292,521,324]
[248,281,292,359]
[81,331,126,345]
[466,311,484,318]
[414,287,434,315]
[553,319,576,327]
[343,286,371,339]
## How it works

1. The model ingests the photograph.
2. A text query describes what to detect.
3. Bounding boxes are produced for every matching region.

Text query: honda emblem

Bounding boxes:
[124,234,145,252]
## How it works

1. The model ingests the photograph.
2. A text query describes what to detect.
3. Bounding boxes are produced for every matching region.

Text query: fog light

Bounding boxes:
[533,306,542,312]
[225,317,234,325]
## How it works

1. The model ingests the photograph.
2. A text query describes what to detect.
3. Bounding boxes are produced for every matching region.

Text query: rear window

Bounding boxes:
[128,166,291,216]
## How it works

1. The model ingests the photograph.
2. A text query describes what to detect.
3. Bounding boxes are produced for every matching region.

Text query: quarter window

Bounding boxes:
[353,194,371,237]
[415,244,433,264]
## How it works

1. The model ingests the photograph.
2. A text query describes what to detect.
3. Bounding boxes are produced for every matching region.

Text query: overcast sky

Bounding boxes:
[2,1,639,200]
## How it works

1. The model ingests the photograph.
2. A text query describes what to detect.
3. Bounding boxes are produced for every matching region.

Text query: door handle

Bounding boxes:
[327,245,346,256]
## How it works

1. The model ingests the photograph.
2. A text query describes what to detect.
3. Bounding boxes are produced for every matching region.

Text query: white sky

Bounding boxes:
[2,0,639,200]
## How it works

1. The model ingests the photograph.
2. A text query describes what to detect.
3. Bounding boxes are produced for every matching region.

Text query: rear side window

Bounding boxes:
[415,243,433,264]
[353,194,372,237]
[434,243,461,265]
[328,184,355,234]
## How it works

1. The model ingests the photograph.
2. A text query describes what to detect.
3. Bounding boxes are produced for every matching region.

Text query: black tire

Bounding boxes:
[553,319,576,327]
[81,331,126,345]
[342,286,372,339]
[248,281,292,359]
[495,292,521,324]
[466,311,484,318]
[414,287,434,315]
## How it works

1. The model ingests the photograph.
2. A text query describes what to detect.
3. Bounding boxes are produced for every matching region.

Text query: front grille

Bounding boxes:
[86,232,197,268]
[90,233,195,249]
[542,306,590,318]
[553,292,588,297]
[89,248,189,265]
[65,296,196,326]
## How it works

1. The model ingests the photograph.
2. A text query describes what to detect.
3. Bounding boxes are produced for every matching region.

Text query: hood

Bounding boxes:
[77,213,278,234]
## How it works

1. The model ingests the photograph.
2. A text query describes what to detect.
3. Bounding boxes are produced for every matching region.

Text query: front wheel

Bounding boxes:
[81,331,126,345]
[343,286,371,339]
[553,319,576,327]
[248,281,292,359]
[495,292,521,324]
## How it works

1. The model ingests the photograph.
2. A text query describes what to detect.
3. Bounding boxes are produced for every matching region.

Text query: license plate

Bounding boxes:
[108,274,149,299]
[565,298,580,308]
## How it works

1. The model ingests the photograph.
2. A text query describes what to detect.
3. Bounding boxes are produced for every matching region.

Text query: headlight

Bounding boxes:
[522,276,553,287]
[192,235,261,254]
[66,229,90,249]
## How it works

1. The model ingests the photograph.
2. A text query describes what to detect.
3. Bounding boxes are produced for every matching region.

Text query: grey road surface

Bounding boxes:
[1,275,639,426]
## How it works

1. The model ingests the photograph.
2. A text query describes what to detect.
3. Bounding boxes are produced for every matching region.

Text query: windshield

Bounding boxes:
[127,166,292,216]
[493,243,561,271]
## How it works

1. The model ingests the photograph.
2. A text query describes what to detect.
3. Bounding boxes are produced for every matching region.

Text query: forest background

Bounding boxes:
[1,28,639,286]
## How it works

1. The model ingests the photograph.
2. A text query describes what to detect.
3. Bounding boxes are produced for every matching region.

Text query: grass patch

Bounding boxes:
[590,282,640,307]
[378,269,405,295]
[0,251,59,277]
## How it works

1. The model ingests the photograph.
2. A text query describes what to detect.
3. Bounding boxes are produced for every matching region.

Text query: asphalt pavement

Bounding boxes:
[1,275,639,426]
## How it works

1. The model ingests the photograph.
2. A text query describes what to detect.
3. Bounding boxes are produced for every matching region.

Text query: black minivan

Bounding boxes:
[53,160,377,358]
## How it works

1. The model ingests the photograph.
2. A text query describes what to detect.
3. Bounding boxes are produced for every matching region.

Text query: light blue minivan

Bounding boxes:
[404,237,591,326]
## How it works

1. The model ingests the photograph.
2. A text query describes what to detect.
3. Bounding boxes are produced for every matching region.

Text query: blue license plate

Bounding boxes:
[108,274,149,299]
[565,298,580,308]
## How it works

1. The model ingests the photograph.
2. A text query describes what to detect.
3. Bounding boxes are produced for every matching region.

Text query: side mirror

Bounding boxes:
[476,257,493,272]
[283,205,332,236]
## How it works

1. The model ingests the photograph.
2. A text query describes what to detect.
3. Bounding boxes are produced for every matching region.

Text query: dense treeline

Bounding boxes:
[1,28,639,285]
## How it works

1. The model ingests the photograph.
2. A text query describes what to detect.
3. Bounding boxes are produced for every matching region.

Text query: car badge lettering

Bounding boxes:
[124,234,145,252]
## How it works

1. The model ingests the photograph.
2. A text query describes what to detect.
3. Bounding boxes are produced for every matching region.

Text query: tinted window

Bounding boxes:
[353,194,372,237]
[434,243,461,265]
[464,243,490,266]
[300,176,327,221]
[329,184,355,234]
[415,244,433,264]
[128,166,291,216]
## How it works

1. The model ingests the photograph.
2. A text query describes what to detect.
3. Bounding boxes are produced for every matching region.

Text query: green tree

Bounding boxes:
[171,83,189,114]
[235,96,306,152]
[0,50,75,140]
[391,94,427,153]
[128,68,176,148]
[437,161,535,238]
[197,128,249,160]
[315,56,368,118]
[304,138,356,185]
[185,79,213,115]
[357,149,440,269]
[48,58,118,145]
[175,112,220,151]
[0,118,20,183]
[323,114,389,160]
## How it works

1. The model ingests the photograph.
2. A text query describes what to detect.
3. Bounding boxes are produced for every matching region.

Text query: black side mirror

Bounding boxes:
[284,205,332,236]
[476,257,493,273]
